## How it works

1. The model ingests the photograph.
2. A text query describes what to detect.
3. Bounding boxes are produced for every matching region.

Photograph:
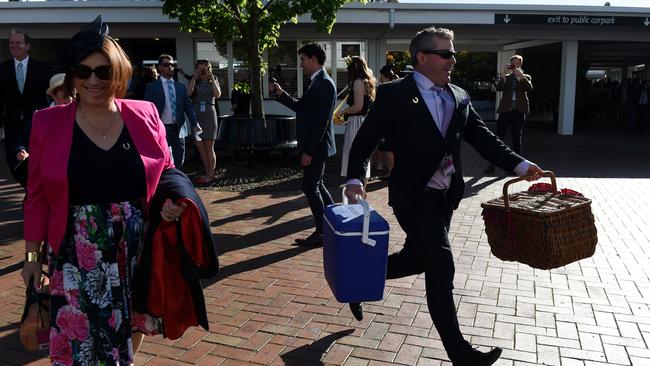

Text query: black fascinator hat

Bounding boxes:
[61,15,109,70]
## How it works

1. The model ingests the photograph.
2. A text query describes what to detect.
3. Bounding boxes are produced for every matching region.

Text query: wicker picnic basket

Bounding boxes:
[481,171,597,270]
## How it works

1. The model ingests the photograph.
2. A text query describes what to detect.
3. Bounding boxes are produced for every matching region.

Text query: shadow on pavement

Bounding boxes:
[202,244,316,287]
[0,324,49,365]
[280,329,355,366]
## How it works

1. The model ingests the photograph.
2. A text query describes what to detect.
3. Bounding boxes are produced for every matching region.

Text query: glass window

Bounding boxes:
[195,40,228,99]
[268,41,298,97]
[335,41,367,95]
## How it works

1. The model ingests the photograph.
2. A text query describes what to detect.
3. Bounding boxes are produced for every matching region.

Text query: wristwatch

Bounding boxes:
[25,251,40,263]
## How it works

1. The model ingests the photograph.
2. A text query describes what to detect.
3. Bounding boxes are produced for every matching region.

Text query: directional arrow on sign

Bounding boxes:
[503,14,511,23]
[644,17,649,26]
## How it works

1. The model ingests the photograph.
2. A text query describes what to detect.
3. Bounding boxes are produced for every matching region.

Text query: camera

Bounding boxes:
[506,64,514,70]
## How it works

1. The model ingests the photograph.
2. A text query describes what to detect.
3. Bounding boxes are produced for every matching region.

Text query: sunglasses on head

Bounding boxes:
[419,49,456,59]
[71,64,112,80]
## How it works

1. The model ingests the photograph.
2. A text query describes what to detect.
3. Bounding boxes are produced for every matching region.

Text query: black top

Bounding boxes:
[68,122,146,205]
[345,86,371,116]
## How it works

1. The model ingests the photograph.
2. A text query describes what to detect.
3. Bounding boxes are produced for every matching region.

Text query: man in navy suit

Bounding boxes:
[0,29,50,187]
[345,27,544,366]
[144,54,199,166]
[270,43,337,246]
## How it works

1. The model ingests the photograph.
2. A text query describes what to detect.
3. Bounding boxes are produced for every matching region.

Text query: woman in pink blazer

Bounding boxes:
[21,16,187,366]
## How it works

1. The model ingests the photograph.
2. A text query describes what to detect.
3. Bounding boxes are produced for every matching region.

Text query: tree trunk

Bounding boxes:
[247,10,264,119]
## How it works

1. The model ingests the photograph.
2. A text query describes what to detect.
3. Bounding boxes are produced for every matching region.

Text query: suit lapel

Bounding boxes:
[9,60,20,95]
[305,69,323,97]
[23,59,33,94]
[403,75,443,141]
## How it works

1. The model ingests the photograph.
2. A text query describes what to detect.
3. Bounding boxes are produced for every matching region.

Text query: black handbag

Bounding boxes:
[19,274,50,352]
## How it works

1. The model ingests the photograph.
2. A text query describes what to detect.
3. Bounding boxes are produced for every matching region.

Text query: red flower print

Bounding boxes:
[55,305,89,341]
[50,328,73,366]
[111,204,122,222]
[75,240,100,271]
[64,288,80,308]
[50,270,64,297]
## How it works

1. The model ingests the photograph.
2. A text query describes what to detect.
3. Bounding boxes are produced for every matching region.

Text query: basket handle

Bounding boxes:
[502,170,557,209]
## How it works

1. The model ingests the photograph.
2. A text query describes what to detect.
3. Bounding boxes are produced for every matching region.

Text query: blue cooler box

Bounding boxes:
[323,199,389,303]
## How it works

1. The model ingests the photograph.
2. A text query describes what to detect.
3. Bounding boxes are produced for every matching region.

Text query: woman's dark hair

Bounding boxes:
[379,64,398,81]
[346,56,376,101]
[298,43,326,65]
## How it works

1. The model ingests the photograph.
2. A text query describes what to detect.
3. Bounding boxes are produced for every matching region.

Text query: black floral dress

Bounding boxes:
[48,123,162,366]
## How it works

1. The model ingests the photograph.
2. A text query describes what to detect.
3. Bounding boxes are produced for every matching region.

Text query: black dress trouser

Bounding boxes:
[301,155,333,234]
[388,190,471,362]
[3,126,28,188]
[496,110,525,154]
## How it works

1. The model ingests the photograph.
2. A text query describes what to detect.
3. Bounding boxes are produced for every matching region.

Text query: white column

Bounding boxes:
[227,41,234,99]
[297,40,303,97]
[558,40,578,135]
[331,40,337,90]
[175,33,194,85]
[262,49,269,99]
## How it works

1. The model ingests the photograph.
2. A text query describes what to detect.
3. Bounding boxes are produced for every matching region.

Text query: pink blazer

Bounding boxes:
[23,99,173,255]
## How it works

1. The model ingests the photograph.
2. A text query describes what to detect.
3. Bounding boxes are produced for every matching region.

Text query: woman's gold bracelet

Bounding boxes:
[25,251,41,263]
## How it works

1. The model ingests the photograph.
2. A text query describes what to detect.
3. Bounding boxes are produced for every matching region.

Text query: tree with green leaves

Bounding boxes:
[163,0,367,119]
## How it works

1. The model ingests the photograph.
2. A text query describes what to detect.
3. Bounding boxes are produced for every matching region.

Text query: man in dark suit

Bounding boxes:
[0,29,50,187]
[344,27,543,366]
[485,54,533,173]
[270,43,337,246]
[144,54,199,166]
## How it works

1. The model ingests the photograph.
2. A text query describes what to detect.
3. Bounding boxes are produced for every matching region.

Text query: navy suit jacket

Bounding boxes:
[144,77,197,138]
[277,69,336,159]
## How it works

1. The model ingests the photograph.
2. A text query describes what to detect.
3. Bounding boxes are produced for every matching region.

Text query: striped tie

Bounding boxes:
[167,80,177,121]
[16,62,25,94]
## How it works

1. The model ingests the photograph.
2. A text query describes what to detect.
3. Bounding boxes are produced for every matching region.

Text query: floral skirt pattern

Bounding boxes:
[48,201,163,366]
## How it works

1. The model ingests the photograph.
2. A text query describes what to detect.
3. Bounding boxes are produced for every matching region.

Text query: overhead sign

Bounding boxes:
[495,14,650,27]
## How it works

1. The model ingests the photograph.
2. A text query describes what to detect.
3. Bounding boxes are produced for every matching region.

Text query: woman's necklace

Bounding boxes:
[78,107,117,141]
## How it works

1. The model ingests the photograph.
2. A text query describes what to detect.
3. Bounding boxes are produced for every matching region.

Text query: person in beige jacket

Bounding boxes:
[485,54,532,173]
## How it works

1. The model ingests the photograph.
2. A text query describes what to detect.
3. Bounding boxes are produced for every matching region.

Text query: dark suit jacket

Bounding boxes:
[133,168,218,340]
[347,74,524,209]
[496,73,533,114]
[277,69,336,159]
[0,57,51,145]
[144,77,198,138]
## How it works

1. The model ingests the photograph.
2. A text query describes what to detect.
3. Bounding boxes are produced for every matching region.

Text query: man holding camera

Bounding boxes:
[485,55,532,173]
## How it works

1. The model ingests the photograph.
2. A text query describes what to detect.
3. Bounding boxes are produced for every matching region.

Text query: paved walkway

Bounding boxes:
[1,127,650,366]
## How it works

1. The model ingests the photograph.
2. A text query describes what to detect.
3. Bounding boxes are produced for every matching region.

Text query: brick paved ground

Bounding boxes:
[1,126,650,366]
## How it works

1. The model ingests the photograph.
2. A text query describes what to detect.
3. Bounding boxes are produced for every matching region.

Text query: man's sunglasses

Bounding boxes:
[160,62,174,68]
[71,64,112,80]
[419,49,457,59]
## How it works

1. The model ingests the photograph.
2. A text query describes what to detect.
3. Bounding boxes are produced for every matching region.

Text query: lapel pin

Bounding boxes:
[412,97,419,104]
[122,142,131,150]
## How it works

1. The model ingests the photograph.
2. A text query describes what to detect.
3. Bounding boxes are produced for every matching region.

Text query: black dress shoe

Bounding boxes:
[349,302,363,321]
[294,232,323,246]
[453,347,502,366]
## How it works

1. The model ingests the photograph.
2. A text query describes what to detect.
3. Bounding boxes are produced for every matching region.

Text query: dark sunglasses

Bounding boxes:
[71,64,112,80]
[419,49,457,59]
[160,62,174,68]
